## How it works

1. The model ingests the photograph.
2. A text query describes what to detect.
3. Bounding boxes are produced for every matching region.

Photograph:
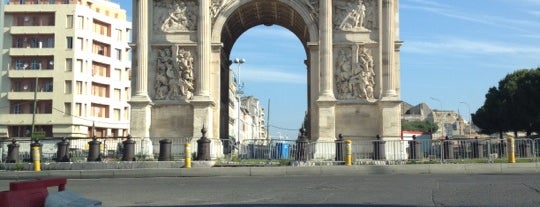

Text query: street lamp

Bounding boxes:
[31,77,37,139]
[430,97,444,139]
[460,101,472,138]
[232,58,245,144]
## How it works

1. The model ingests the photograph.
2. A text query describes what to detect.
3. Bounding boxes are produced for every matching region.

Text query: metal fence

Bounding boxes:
[1,137,538,165]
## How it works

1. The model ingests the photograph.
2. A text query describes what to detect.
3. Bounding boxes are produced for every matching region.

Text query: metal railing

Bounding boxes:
[1,136,538,165]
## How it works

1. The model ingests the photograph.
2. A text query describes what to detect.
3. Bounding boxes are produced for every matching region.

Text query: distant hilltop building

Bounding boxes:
[0,0,132,138]
[402,102,475,139]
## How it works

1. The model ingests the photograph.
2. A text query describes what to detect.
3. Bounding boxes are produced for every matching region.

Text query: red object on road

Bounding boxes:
[0,177,67,207]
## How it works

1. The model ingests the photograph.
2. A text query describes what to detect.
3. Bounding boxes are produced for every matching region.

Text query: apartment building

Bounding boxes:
[0,0,131,138]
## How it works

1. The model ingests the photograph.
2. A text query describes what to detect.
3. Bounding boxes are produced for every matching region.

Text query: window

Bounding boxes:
[44,80,53,92]
[64,103,71,115]
[12,104,22,114]
[49,0,55,4]
[92,62,110,77]
[30,59,40,70]
[114,89,121,101]
[92,83,109,98]
[76,81,83,94]
[91,103,109,118]
[65,58,72,71]
[76,59,83,73]
[66,37,73,49]
[19,0,26,4]
[115,48,121,60]
[113,109,120,121]
[77,37,83,51]
[15,60,24,70]
[116,29,122,41]
[114,69,122,81]
[124,107,129,120]
[125,87,130,100]
[46,37,54,48]
[76,16,84,29]
[75,103,81,116]
[65,81,72,94]
[66,15,73,28]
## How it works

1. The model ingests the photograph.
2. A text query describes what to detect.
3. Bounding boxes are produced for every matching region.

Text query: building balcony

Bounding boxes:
[7,92,52,100]
[8,69,54,78]
[9,26,56,34]
[9,48,56,56]
[0,114,55,126]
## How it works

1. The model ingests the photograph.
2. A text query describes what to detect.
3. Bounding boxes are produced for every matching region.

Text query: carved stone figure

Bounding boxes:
[335,46,376,101]
[302,0,319,21]
[153,46,195,100]
[334,0,377,31]
[211,0,233,23]
[154,0,198,32]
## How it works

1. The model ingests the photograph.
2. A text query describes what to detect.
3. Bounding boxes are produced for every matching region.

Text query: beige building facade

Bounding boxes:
[131,0,402,144]
[0,0,132,138]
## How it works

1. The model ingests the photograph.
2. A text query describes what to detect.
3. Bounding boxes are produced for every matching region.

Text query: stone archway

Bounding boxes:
[212,0,319,143]
[130,0,403,152]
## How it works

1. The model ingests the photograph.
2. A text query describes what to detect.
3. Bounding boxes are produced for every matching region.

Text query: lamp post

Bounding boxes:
[233,58,245,144]
[430,97,444,139]
[30,78,38,140]
[460,101,472,138]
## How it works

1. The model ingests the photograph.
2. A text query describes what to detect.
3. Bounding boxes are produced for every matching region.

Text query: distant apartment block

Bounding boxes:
[0,0,132,138]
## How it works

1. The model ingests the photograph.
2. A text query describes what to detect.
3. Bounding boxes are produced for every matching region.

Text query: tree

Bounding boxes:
[473,68,540,137]
[401,120,438,133]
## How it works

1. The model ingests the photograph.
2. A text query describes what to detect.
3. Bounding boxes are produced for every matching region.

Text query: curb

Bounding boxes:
[0,163,538,180]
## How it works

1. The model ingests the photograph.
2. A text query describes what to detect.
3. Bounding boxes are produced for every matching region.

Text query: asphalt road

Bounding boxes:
[3,174,540,207]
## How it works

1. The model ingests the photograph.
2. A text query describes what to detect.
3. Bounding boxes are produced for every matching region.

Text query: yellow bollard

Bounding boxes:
[32,146,41,172]
[345,140,352,166]
[507,137,515,163]
[184,143,191,168]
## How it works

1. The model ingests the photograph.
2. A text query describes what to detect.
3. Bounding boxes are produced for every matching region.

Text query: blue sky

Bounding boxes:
[120,0,540,139]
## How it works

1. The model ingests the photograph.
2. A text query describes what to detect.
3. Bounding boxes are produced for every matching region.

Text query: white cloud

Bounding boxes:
[404,37,540,56]
[401,0,536,32]
[241,69,306,84]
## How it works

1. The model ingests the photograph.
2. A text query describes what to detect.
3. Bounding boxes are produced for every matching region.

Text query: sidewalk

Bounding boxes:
[0,163,538,180]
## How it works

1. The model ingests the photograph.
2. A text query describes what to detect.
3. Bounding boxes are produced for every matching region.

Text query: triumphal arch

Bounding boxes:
[130,0,402,143]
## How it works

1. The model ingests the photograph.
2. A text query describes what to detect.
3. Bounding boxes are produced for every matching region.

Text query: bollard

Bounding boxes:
[196,126,211,161]
[345,140,352,166]
[6,139,20,163]
[184,143,191,168]
[87,136,102,162]
[408,135,420,160]
[373,135,386,160]
[32,146,40,172]
[122,135,136,161]
[30,140,43,163]
[443,136,453,160]
[507,137,515,163]
[295,128,309,161]
[158,139,172,161]
[56,137,70,162]
[335,134,344,162]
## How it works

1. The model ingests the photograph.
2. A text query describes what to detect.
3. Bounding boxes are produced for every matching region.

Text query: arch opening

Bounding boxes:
[218,0,313,142]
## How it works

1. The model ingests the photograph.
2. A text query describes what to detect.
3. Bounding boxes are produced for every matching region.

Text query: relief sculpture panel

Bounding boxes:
[334,0,378,32]
[153,0,199,33]
[335,45,376,102]
[153,46,195,101]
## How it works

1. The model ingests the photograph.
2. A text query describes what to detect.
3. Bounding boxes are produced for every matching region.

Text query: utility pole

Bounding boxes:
[31,77,38,140]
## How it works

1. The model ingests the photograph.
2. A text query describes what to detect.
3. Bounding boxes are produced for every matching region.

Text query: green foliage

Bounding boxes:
[473,68,540,136]
[401,120,438,132]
